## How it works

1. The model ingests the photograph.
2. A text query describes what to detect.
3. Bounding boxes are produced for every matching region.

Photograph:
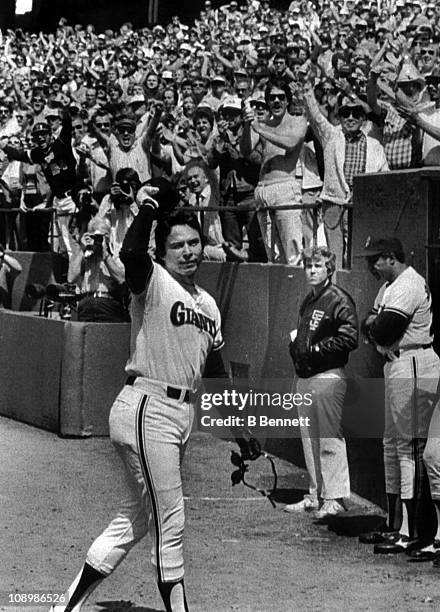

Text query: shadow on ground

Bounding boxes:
[321,514,386,536]
[95,602,161,612]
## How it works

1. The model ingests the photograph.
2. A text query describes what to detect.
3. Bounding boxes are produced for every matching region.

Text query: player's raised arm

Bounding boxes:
[119,185,159,295]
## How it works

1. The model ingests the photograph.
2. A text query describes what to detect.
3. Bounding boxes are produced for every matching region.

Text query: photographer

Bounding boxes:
[97,168,141,262]
[68,217,129,323]
[70,184,100,239]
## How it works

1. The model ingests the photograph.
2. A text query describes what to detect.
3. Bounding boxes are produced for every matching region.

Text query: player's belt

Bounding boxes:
[125,376,190,402]
[386,343,433,361]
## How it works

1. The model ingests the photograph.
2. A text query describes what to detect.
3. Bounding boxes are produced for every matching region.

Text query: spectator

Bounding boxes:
[68,216,128,323]
[207,95,266,262]
[0,100,20,138]
[17,160,52,252]
[303,81,389,267]
[185,158,226,262]
[241,79,307,264]
[93,104,163,183]
[1,116,78,259]
[97,167,141,262]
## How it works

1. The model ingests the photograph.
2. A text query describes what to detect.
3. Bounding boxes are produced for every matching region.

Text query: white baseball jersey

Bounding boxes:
[125,262,223,389]
[373,266,433,351]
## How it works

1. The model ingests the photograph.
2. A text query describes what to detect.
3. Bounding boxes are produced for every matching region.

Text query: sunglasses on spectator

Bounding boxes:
[0,109,9,114]
[193,81,205,87]
[117,126,135,134]
[339,106,364,119]
[268,93,286,102]
[421,49,436,56]
[96,122,110,128]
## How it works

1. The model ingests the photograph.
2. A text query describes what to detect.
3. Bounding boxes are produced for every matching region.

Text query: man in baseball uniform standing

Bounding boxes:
[360,237,440,554]
[50,182,236,612]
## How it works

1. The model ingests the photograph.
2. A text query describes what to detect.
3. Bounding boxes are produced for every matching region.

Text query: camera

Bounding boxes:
[111,181,132,208]
[78,189,93,207]
[25,283,81,319]
[84,231,106,258]
[92,233,104,246]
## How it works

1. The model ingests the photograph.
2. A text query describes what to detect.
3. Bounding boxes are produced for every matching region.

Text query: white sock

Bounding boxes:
[434,504,440,541]
[400,504,409,538]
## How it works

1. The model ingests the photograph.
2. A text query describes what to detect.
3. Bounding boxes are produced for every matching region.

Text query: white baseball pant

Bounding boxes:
[383,347,440,500]
[85,379,194,582]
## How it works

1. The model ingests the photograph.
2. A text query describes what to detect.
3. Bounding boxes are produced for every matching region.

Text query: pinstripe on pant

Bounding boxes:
[383,348,440,500]
[86,381,193,582]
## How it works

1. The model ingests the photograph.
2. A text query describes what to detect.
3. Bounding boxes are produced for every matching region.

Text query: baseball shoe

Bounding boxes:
[359,528,399,545]
[284,495,319,513]
[374,534,421,554]
[407,540,440,562]
[433,550,440,567]
[314,499,346,520]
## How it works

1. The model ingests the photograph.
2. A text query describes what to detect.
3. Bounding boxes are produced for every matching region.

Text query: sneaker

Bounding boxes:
[284,496,319,513]
[314,499,346,520]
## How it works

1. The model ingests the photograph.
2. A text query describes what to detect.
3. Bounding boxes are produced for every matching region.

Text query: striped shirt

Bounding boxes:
[343,130,367,189]
[108,139,151,183]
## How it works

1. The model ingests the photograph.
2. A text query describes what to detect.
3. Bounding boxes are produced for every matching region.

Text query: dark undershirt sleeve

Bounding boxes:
[119,205,155,295]
[369,310,410,346]
[203,349,228,379]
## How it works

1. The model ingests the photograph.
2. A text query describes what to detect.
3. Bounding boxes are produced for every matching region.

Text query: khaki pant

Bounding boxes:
[321,202,348,269]
[296,368,350,500]
[254,178,302,264]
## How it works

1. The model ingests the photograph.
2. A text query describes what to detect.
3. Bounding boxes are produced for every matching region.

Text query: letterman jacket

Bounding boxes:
[290,280,358,378]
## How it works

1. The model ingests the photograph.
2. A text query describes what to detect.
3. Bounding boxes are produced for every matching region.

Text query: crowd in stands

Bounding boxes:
[1,0,440,290]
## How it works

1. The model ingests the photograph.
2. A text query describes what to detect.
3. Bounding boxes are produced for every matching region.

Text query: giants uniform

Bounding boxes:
[84,260,223,583]
[371,266,439,505]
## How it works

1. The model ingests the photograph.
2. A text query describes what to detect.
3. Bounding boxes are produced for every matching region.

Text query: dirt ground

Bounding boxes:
[1,416,440,612]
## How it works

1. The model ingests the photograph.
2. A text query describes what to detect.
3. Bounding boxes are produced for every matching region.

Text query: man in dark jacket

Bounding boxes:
[284,246,358,519]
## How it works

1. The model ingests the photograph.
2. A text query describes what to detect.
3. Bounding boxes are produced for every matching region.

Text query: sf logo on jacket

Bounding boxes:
[309,309,325,331]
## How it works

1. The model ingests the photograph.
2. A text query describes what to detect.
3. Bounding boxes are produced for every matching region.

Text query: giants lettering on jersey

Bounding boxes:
[309,309,324,330]
[170,301,217,338]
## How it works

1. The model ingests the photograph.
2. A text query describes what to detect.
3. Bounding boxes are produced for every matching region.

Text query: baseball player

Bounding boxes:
[50,182,238,612]
[360,237,440,554]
